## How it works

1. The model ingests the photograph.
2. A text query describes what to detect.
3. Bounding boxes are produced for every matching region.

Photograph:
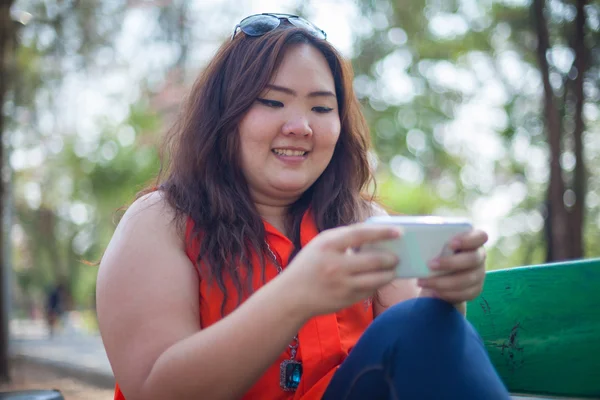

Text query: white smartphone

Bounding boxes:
[362,216,473,278]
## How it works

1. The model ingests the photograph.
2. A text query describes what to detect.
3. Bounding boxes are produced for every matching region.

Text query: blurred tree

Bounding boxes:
[0,0,17,383]
[7,0,130,314]
[352,0,598,266]
[352,0,495,214]
[533,0,590,261]
[7,0,199,322]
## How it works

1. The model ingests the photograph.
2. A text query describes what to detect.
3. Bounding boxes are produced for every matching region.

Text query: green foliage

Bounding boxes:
[375,172,450,215]
[7,0,600,318]
[8,0,164,312]
[354,0,600,267]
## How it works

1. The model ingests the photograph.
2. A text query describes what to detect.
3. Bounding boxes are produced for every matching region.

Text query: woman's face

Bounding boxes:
[238,43,341,206]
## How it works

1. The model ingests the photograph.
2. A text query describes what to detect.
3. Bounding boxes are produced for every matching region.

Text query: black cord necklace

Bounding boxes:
[265,241,303,392]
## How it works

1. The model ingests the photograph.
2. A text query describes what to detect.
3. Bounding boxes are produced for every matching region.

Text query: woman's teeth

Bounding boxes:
[272,149,307,156]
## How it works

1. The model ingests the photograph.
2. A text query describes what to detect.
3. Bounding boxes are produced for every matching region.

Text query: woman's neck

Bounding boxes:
[254,202,291,237]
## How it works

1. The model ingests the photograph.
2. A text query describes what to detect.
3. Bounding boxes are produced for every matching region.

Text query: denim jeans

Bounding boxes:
[322,298,511,400]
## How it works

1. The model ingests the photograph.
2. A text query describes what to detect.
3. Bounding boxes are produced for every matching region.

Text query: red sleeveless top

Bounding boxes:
[113,210,373,399]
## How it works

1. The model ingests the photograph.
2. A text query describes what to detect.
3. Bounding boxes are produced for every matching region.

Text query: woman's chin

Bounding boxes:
[271,180,313,197]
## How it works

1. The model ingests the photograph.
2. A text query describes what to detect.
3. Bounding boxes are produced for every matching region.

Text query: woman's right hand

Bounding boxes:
[282,224,401,318]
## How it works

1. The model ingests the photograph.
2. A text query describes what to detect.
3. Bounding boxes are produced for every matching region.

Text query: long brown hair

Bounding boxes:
[141,24,375,310]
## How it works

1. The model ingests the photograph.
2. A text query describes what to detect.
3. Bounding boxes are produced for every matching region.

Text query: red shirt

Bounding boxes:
[113,209,372,399]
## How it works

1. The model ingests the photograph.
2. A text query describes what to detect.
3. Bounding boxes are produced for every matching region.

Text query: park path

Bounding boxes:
[8,317,114,389]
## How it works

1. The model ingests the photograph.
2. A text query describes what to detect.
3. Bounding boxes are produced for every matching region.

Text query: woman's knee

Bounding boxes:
[376,297,460,327]
[345,298,509,398]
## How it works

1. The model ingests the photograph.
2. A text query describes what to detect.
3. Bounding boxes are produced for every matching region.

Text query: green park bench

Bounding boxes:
[467,257,600,399]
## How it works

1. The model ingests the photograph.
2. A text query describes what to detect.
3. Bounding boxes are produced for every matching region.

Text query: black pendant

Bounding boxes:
[280,359,302,391]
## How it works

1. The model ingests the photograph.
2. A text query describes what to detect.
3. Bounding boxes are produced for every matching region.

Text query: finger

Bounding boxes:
[322,224,402,252]
[418,267,485,292]
[344,250,399,275]
[428,248,486,273]
[350,269,397,293]
[448,229,488,252]
[343,250,400,275]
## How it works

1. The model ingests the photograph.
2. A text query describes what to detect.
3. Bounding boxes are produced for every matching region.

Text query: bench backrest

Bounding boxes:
[467,258,600,398]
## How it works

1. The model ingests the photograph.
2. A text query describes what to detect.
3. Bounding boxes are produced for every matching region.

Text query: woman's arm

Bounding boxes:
[96,192,311,400]
[373,278,421,316]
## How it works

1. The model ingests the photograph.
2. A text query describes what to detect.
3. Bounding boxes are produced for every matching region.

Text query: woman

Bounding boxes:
[96,13,510,400]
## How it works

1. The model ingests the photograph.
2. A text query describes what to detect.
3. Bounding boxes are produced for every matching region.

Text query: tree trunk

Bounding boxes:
[533,0,571,261]
[0,0,15,383]
[570,0,588,259]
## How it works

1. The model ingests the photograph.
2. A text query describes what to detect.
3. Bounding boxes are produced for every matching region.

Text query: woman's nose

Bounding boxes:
[282,117,313,137]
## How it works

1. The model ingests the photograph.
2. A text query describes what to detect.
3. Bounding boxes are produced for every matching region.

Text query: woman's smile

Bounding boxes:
[271,147,311,164]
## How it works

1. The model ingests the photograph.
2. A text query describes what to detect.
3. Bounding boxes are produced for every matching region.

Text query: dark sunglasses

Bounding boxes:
[231,13,327,41]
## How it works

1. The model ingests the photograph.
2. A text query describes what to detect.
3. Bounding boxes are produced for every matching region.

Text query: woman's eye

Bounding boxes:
[313,106,334,113]
[257,98,283,108]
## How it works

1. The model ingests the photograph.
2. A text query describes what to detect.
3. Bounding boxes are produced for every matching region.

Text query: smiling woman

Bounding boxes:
[95,12,510,400]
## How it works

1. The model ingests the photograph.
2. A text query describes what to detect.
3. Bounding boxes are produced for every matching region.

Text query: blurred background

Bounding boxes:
[0,0,598,395]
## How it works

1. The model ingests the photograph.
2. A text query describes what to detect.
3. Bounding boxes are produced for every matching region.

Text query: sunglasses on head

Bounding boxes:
[231,13,327,41]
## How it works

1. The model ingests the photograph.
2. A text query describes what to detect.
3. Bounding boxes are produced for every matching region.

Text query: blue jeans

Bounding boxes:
[322,298,511,400]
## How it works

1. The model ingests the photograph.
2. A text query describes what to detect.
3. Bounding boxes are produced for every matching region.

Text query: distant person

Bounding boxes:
[96,13,511,400]
[45,282,67,337]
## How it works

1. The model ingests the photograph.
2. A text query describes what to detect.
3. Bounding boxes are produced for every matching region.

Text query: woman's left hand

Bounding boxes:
[417,229,488,305]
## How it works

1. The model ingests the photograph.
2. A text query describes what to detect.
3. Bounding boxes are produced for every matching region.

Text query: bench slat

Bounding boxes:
[467,258,600,398]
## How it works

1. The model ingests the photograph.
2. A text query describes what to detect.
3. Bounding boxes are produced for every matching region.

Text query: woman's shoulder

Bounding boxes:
[118,190,186,245]
[126,190,172,215]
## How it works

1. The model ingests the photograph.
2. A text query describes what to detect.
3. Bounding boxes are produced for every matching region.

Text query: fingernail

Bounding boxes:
[428,259,440,270]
